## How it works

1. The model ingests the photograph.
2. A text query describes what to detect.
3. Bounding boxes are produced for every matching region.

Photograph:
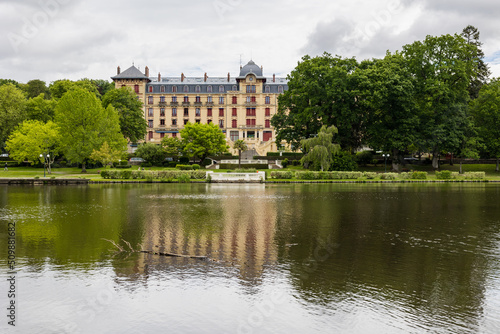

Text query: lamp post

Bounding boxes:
[40,153,50,177]
[382,154,390,173]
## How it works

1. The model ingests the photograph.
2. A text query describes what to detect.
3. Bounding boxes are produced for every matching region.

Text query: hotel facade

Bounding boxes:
[111,60,288,155]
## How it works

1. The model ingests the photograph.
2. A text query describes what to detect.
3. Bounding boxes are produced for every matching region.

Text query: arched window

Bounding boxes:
[160,86,165,92]
[172,86,177,93]
[265,86,270,93]
[207,86,213,93]
[195,85,201,93]
[148,86,153,93]
[278,85,283,93]
[183,85,189,93]
[232,85,237,91]
[219,85,224,93]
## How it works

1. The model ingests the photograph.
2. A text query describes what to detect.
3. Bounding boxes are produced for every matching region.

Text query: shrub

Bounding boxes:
[121,170,132,179]
[176,164,193,170]
[435,170,453,180]
[411,171,428,179]
[168,161,177,168]
[292,159,300,166]
[380,173,398,180]
[270,171,293,179]
[399,172,411,179]
[234,168,257,173]
[178,173,191,183]
[464,172,485,180]
[281,158,289,168]
[295,171,316,180]
[179,157,190,164]
[140,162,152,168]
[192,164,200,170]
[356,151,374,166]
[330,151,358,171]
[363,172,378,179]
[115,164,132,169]
[100,170,110,179]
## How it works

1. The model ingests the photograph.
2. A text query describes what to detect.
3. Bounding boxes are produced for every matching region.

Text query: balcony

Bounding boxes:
[245,101,257,106]
[206,102,214,106]
[158,124,166,128]
[194,101,203,106]
[239,125,264,130]
[182,102,190,106]
[170,102,179,106]
[158,101,167,106]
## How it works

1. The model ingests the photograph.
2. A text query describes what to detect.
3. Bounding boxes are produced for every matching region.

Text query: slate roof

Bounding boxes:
[111,65,149,80]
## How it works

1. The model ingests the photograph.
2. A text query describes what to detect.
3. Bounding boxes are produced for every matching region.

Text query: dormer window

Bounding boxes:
[195,85,201,93]
[183,85,189,93]
[207,86,213,93]
[219,85,224,93]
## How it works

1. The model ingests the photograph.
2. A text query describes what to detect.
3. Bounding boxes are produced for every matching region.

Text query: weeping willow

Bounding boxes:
[300,125,340,171]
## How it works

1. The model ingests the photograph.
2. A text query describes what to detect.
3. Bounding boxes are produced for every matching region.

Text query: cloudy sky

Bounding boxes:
[1,0,500,84]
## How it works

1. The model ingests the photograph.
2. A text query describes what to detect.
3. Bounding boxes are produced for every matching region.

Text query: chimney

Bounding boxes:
[273,74,275,83]
[204,73,208,82]
[145,66,150,77]
[158,72,161,82]
[227,72,230,82]
[117,66,121,75]
[181,73,185,82]
[240,65,242,70]
[261,65,263,73]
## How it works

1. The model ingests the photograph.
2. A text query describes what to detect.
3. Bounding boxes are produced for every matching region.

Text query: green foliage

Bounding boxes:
[181,122,228,163]
[435,170,453,180]
[161,136,183,160]
[0,84,27,150]
[100,169,206,181]
[219,164,268,169]
[90,141,122,168]
[301,125,340,171]
[463,172,485,179]
[24,80,49,99]
[380,173,398,180]
[178,173,191,183]
[179,156,190,164]
[55,87,126,172]
[281,158,289,168]
[102,87,147,142]
[26,94,57,122]
[270,171,293,179]
[234,168,257,173]
[192,164,200,170]
[363,172,378,179]
[411,171,428,180]
[233,139,248,167]
[330,151,358,171]
[356,151,374,166]
[176,164,193,170]
[134,143,166,166]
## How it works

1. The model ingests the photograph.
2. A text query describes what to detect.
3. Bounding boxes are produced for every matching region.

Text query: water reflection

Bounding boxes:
[1,183,500,333]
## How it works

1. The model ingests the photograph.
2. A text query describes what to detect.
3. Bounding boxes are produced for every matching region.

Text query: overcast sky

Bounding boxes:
[1,0,499,84]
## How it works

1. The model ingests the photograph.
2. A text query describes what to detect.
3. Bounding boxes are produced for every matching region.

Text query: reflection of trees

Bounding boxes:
[276,184,499,328]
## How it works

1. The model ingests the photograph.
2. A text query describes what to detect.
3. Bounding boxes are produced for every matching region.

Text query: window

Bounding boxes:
[246,119,256,126]
[195,96,201,103]
[247,130,255,139]
[160,108,165,116]
[230,130,239,141]
[265,96,270,104]
[195,119,200,124]
[278,85,284,93]
[232,96,237,104]
[172,119,177,126]
[207,86,212,93]
[160,96,165,103]
[172,96,177,102]
[207,96,213,103]
[172,108,177,117]
[265,119,270,128]
[207,108,212,117]
[148,131,153,140]
[265,108,271,116]
[160,86,165,93]
[183,85,189,93]
[148,120,153,128]
[246,108,256,116]
[263,131,272,142]
[251,96,256,102]
[207,119,212,124]
[232,119,237,128]
[219,85,224,93]
[160,132,165,138]
[183,96,189,103]
[148,86,153,93]
[218,96,224,104]
[246,85,256,93]
[219,108,224,117]
[160,119,165,125]
[184,108,189,117]
[134,85,139,93]
[195,85,201,93]
[184,119,188,125]
[148,96,153,104]
[195,108,201,116]
[232,85,237,91]
[219,119,224,128]
[148,108,154,117]
[172,132,177,137]
[232,108,237,116]
[265,86,270,93]
[246,96,251,103]
[172,86,177,93]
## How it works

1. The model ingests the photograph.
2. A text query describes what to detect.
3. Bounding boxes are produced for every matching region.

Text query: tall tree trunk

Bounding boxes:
[81,162,87,173]
[432,149,439,170]
[391,148,400,172]
[238,151,241,169]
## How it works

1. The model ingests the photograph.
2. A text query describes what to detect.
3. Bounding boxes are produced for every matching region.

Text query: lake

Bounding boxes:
[1,183,500,333]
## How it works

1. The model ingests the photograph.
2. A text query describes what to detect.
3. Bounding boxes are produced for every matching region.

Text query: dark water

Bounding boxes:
[1,183,500,333]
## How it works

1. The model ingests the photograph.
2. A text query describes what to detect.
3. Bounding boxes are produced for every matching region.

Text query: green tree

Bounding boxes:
[24,79,49,99]
[91,79,115,97]
[403,33,477,169]
[272,53,363,151]
[49,79,100,100]
[161,136,183,161]
[55,87,126,172]
[5,120,60,173]
[470,79,500,171]
[26,93,57,122]
[90,142,122,168]
[0,84,27,151]
[300,125,340,171]
[181,122,228,164]
[134,143,166,165]
[358,53,418,171]
[102,87,147,142]
[233,139,248,168]
[461,25,490,99]
[0,79,22,89]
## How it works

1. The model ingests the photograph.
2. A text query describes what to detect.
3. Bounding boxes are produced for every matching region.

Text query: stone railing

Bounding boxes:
[206,171,265,183]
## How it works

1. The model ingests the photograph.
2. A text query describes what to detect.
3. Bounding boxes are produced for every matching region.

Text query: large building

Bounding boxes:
[111,61,288,156]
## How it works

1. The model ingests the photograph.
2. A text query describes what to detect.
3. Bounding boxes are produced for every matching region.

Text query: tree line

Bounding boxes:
[272,26,500,171]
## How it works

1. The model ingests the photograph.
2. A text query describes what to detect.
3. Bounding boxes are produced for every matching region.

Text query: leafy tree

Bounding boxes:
[461,25,490,99]
[55,87,126,172]
[357,53,418,171]
[24,79,49,99]
[470,79,500,171]
[300,125,340,171]
[26,93,57,122]
[181,122,228,164]
[0,79,22,89]
[0,84,27,151]
[330,151,358,171]
[233,139,248,168]
[102,87,147,142]
[91,79,115,97]
[90,142,122,168]
[272,53,363,151]
[134,143,166,165]
[49,79,100,100]
[5,120,60,173]
[403,33,476,169]
[161,136,183,161]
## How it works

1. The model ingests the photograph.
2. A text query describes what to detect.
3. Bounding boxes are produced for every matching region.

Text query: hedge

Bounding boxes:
[270,171,294,179]
[100,170,206,180]
[219,163,268,170]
